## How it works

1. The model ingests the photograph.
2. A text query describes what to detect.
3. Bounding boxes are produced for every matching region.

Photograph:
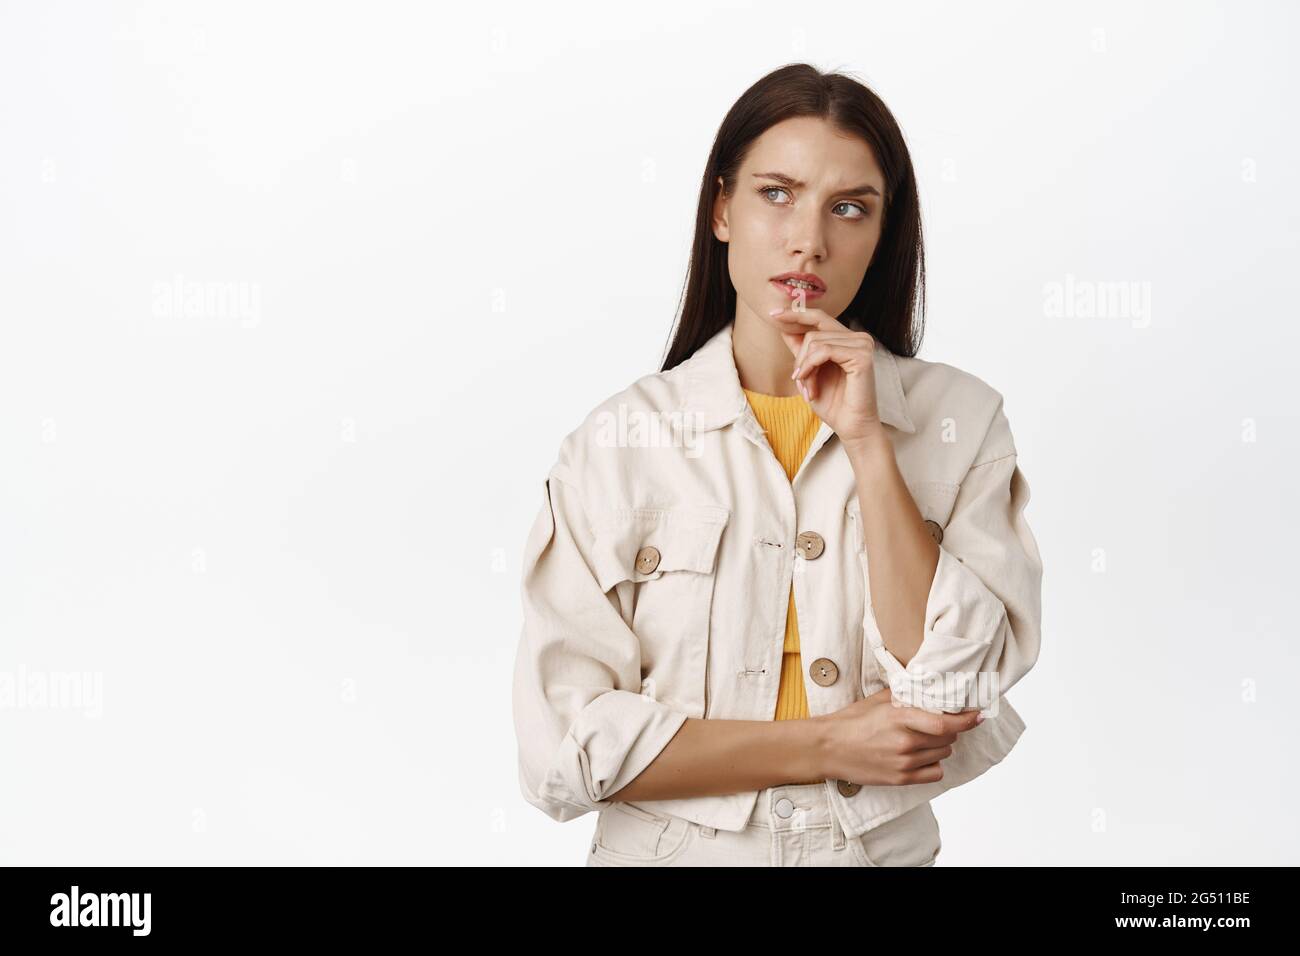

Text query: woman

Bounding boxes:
[511,63,1044,866]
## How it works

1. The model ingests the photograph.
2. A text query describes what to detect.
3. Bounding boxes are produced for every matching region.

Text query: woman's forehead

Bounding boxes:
[745,119,884,190]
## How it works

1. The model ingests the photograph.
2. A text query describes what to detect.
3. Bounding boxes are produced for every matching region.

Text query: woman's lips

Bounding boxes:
[770,279,825,301]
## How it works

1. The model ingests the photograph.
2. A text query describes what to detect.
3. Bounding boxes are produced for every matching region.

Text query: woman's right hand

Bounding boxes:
[814,687,985,786]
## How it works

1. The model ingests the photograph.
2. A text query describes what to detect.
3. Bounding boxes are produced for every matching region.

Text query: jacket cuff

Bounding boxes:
[529,690,690,821]
[862,548,1003,713]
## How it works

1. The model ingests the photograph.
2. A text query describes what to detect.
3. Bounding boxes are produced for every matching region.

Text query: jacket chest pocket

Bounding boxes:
[589,504,730,719]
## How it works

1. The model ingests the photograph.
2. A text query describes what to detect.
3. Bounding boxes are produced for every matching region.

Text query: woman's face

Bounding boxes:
[712,115,886,332]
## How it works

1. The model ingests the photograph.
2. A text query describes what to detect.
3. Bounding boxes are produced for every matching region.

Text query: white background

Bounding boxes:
[1,0,1296,865]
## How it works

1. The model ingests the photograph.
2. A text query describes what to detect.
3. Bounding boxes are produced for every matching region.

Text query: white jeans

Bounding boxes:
[586,782,942,867]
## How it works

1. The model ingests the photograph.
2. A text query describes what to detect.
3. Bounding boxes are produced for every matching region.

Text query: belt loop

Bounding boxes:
[830,806,847,850]
[701,825,716,839]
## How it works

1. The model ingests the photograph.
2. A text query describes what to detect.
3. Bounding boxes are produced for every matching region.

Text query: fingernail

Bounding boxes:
[791,365,800,379]
[768,307,783,316]
[975,713,985,724]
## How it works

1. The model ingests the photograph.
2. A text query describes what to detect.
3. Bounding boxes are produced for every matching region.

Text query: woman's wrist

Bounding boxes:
[840,421,892,463]
[800,714,839,781]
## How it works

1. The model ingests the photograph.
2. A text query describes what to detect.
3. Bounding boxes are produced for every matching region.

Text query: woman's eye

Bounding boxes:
[759,186,869,220]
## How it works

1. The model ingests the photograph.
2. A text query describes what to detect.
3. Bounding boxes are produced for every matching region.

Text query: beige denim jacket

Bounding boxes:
[511,319,1043,839]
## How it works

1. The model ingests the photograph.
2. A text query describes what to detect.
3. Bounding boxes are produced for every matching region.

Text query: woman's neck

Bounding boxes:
[732,311,799,397]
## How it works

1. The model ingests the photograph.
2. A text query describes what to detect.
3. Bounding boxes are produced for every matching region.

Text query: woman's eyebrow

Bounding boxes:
[752,171,881,197]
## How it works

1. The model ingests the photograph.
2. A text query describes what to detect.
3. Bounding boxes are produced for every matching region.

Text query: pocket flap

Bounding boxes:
[589,504,730,593]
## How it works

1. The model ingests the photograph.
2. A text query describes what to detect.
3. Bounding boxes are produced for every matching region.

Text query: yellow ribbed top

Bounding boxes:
[742,386,824,785]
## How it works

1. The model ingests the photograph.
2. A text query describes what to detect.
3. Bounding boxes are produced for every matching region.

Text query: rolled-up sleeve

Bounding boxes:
[866,404,1044,714]
[511,460,690,823]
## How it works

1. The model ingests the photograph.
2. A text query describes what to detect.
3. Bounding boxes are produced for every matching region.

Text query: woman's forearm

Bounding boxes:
[609,715,831,803]
[843,427,940,669]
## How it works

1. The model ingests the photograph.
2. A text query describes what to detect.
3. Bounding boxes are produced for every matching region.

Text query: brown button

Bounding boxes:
[836,779,861,797]
[809,657,839,686]
[634,546,661,574]
[923,520,944,545]
[795,531,825,560]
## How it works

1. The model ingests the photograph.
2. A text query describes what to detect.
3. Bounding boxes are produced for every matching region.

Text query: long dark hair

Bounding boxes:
[660,63,926,372]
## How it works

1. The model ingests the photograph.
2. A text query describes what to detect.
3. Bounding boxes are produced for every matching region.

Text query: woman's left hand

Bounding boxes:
[770,307,885,447]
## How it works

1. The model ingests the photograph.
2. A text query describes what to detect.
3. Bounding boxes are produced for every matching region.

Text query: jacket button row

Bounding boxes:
[924,520,944,545]
[634,546,661,574]
[809,657,839,687]
[795,530,825,560]
[836,779,862,797]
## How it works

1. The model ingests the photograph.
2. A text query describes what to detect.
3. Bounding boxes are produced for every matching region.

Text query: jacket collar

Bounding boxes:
[678,318,917,434]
